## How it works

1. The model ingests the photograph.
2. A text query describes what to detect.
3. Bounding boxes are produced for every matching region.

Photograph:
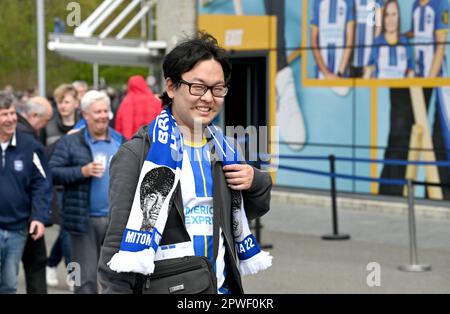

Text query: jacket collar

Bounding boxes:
[84,126,111,143]
[17,115,36,138]
[10,132,16,147]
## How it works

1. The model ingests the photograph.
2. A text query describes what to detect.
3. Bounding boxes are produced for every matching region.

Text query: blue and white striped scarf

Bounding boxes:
[108,109,272,276]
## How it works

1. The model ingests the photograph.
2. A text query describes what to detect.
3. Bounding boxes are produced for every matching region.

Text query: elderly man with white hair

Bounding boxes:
[15,95,53,294]
[17,96,53,144]
[49,90,126,294]
[72,80,88,103]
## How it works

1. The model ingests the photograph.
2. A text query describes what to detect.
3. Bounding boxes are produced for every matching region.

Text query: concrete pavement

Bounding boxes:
[243,195,450,293]
[16,191,450,294]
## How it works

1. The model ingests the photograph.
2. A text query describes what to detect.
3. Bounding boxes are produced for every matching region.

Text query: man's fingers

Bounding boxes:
[223,164,244,171]
[226,178,245,185]
[29,223,36,235]
[228,183,248,190]
[29,222,44,240]
[224,171,243,178]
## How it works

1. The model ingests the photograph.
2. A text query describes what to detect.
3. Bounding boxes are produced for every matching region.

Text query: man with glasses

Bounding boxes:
[99,32,272,294]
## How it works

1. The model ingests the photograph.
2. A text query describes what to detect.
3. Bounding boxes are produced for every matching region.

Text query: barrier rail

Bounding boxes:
[262,154,450,272]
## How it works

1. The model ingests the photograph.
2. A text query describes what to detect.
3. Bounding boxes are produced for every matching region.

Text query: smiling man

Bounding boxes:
[99,32,272,295]
[0,92,50,294]
[49,90,126,294]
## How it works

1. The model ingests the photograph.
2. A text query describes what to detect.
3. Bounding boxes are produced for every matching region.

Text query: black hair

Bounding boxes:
[160,31,232,107]
[140,167,175,208]
[0,92,15,110]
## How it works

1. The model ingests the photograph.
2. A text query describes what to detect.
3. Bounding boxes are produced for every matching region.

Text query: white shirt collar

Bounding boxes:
[11,132,16,147]
[1,132,16,150]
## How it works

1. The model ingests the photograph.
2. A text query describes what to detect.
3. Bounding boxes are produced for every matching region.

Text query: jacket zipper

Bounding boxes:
[221,221,239,271]
[212,159,240,274]
[1,149,5,168]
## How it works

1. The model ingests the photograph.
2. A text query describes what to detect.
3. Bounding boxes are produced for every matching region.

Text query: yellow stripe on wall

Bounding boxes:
[302,77,450,88]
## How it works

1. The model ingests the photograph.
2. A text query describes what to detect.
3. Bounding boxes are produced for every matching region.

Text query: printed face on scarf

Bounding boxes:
[142,192,165,229]
[231,193,243,238]
[166,59,225,132]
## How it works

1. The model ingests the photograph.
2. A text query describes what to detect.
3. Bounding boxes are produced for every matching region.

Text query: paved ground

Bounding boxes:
[16,195,450,294]
[243,201,450,293]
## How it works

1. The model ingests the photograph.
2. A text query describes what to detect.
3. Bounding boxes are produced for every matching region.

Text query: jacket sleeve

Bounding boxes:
[49,137,86,185]
[30,143,52,224]
[242,167,272,221]
[233,138,272,221]
[98,141,141,293]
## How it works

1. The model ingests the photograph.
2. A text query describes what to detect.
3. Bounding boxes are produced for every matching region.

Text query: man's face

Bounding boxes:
[167,59,225,132]
[29,110,52,132]
[57,93,79,118]
[143,192,165,227]
[385,2,399,34]
[76,86,87,102]
[0,106,17,141]
[82,100,110,137]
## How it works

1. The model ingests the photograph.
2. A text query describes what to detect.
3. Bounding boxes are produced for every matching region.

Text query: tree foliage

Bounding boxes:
[0,0,153,94]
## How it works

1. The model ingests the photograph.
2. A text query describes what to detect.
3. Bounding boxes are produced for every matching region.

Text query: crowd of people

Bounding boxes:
[0,76,162,294]
[0,32,273,295]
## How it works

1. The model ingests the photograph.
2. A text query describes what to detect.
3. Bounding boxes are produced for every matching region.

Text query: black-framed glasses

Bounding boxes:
[178,79,229,97]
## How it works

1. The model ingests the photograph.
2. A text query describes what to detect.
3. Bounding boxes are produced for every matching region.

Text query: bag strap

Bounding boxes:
[212,161,221,263]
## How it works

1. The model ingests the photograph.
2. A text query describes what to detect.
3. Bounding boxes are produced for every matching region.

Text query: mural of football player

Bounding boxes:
[351,0,384,78]
[408,0,450,199]
[363,0,416,196]
[266,0,307,151]
[310,0,355,79]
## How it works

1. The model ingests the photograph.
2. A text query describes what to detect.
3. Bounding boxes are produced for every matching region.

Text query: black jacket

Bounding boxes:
[17,114,46,145]
[0,131,51,231]
[98,126,272,294]
[49,127,126,234]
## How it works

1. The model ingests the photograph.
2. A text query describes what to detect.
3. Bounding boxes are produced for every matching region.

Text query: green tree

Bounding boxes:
[0,0,155,94]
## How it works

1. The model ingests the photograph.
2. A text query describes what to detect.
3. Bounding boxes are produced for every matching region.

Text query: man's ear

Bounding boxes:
[165,78,176,99]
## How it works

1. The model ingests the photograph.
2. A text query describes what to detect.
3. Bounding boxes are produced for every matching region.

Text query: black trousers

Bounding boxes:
[379,88,450,199]
[21,235,48,294]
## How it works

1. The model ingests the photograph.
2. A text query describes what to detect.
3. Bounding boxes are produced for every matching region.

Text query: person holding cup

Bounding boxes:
[49,90,126,293]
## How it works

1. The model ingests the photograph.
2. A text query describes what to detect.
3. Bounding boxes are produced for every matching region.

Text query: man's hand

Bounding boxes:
[223,164,254,191]
[29,221,45,240]
[81,161,106,178]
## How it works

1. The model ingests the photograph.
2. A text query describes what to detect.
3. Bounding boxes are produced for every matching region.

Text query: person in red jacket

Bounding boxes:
[114,75,162,140]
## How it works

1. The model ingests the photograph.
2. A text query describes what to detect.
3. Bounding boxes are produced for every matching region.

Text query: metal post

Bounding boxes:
[398,180,431,272]
[322,155,350,240]
[254,218,273,249]
[140,0,146,40]
[93,63,99,90]
[36,0,46,96]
